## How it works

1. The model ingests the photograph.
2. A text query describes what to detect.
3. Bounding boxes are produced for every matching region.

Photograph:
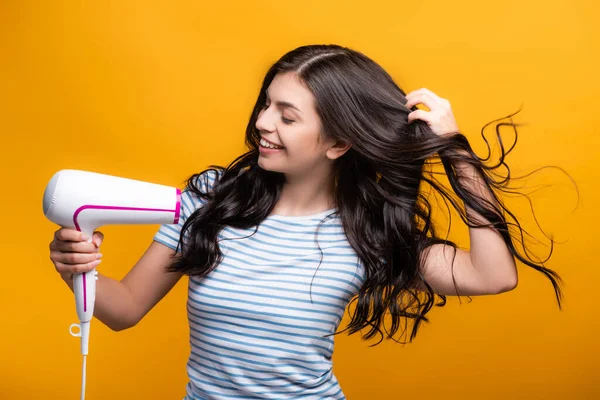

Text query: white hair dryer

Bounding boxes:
[42,169,181,399]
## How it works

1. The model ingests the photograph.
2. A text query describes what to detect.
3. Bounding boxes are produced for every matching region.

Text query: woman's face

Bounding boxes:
[255,72,345,178]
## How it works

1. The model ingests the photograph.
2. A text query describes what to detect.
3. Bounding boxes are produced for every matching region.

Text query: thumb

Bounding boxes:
[92,231,104,248]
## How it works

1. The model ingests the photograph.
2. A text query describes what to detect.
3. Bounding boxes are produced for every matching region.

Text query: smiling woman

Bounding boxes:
[48,44,568,400]
[162,45,564,398]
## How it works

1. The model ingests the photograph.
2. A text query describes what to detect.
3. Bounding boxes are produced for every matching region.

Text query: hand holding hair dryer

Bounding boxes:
[42,169,181,399]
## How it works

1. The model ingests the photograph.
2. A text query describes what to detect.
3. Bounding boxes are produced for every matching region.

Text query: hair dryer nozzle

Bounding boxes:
[43,171,60,216]
[43,169,181,236]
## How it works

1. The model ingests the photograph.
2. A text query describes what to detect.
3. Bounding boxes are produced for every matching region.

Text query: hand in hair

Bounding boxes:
[405,88,459,136]
[403,88,519,296]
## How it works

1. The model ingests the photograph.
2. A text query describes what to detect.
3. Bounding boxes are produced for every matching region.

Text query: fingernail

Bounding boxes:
[92,259,102,267]
[81,233,89,241]
[96,253,103,259]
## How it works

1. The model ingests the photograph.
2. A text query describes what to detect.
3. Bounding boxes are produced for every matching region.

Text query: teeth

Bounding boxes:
[260,138,284,149]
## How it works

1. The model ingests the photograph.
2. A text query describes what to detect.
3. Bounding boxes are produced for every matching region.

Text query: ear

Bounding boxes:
[325,140,352,160]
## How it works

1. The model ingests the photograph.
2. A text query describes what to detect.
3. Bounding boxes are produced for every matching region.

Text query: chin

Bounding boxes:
[257,157,284,173]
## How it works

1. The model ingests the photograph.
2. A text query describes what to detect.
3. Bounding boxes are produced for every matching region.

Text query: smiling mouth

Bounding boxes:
[260,138,285,149]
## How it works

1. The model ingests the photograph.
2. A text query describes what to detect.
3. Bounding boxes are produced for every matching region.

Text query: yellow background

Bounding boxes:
[1,0,598,399]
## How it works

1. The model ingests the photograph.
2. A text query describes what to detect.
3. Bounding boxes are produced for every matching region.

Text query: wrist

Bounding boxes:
[61,273,74,291]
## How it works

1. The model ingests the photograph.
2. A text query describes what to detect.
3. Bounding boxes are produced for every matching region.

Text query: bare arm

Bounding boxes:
[416,161,518,296]
[95,240,183,330]
[404,88,518,296]
[51,229,183,331]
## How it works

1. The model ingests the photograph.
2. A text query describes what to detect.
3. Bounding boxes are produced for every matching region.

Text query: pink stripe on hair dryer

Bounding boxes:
[42,169,181,356]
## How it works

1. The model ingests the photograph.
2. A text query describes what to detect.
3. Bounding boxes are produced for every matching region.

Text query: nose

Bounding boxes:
[255,107,275,133]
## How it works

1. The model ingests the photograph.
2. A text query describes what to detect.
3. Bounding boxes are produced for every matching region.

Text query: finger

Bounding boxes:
[92,231,104,248]
[53,239,99,254]
[407,109,433,124]
[54,259,102,275]
[405,92,441,111]
[407,88,446,103]
[55,228,88,243]
[51,250,102,266]
[406,87,449,107]
[406,88,436,101]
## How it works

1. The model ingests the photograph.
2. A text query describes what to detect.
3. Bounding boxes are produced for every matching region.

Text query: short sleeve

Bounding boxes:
[153,170,220,251]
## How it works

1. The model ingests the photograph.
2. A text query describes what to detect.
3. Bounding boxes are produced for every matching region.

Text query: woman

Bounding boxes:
[49,44,562,399]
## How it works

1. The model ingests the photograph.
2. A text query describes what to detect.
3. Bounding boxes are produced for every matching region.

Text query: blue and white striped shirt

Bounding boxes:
[154,171,365,399]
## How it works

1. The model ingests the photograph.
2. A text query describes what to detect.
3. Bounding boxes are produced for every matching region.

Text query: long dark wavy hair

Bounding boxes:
[167,44,571,345]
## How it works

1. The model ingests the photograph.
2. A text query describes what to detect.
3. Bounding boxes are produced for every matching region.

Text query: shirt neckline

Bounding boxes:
[268,208,338,221]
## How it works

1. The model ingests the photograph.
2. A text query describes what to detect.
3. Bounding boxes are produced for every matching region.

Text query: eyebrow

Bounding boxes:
[266,91,303,114]
[276,101,302,114]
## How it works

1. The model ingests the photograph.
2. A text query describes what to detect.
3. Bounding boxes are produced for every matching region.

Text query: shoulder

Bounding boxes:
[178,168,224,214]
[189,168,223,193]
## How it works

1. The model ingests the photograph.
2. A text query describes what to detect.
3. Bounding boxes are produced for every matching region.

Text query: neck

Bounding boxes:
[273,169,336,217]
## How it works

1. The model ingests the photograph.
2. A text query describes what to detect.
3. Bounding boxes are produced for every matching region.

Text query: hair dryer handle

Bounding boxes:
[73,267,97,322]
[72,266,97,355]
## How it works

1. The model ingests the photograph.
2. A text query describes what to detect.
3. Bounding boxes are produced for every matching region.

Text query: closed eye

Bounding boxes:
[262,102,295,125]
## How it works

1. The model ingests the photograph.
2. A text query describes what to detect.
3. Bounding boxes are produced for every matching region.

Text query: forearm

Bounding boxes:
[63,273,139,331]
[455,161,518,292]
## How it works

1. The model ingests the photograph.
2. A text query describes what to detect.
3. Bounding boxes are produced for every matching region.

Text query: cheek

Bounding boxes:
[283,126,322,153]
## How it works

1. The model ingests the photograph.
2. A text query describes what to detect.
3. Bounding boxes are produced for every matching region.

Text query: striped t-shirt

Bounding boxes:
[153,171,365,400]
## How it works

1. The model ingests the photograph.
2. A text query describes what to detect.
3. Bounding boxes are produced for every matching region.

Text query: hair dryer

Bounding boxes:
[42,169,181,399]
